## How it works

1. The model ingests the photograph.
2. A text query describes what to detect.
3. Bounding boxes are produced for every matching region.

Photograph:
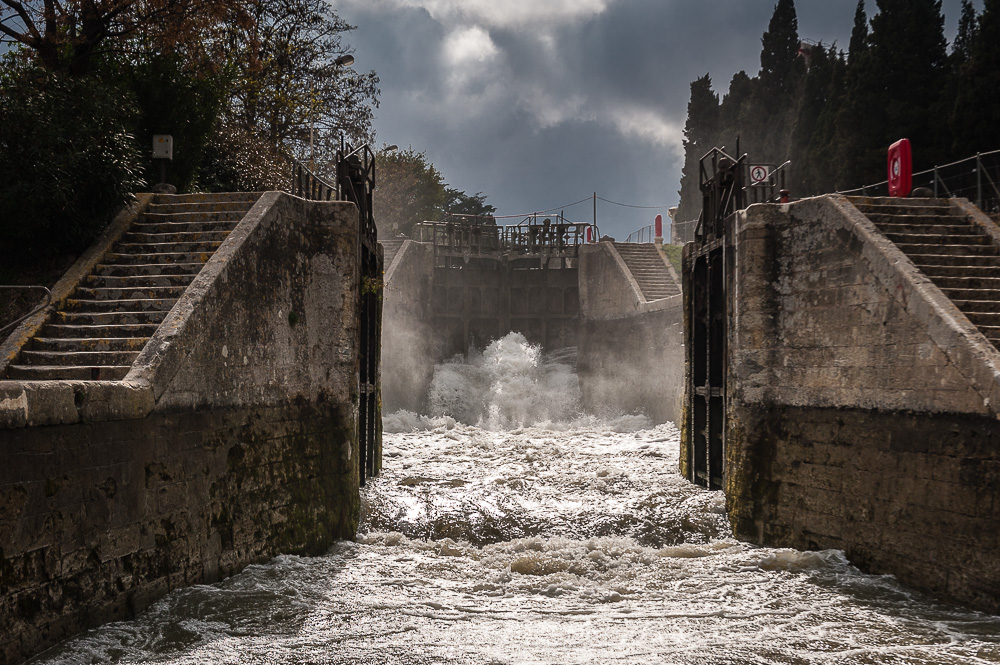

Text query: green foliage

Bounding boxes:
[0,54,144,257]
[661,244,683,276]
[676,0,990,217]
[445,187,496,218]
[373,147,447,237]
[676,75,720,222]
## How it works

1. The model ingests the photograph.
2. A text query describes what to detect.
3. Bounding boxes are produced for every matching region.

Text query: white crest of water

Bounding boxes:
[427,332,582,429]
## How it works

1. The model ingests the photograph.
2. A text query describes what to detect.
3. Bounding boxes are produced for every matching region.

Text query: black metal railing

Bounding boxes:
[412,213,596,257]
[838,149,1000,211]
[0,285,52,337]
[696,147,747,242]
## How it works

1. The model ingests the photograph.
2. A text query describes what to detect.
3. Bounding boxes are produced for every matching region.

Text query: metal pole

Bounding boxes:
[978,154,983,209]
[593,192,596,234]
[933,167,939,198]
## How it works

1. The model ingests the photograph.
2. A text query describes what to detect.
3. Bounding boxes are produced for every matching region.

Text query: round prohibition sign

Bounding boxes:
[749,165,769,184]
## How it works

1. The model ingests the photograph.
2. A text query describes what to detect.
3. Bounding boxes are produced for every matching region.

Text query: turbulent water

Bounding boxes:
[30,333,1000,664]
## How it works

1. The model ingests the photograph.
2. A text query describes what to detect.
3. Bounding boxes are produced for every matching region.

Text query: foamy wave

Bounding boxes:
[427,333,582,429]
[382,410,458,433]
[757,548,851,573]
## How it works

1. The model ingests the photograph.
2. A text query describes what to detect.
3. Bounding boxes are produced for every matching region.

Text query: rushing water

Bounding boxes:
[30,333,1000,664]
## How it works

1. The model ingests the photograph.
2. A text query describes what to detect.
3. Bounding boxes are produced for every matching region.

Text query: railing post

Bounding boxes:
[933,166,939,198]
[978,153,983,209]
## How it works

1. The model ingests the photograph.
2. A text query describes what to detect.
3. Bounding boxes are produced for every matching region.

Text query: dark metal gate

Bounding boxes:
[291,145,383,486]
[684,148,744,490]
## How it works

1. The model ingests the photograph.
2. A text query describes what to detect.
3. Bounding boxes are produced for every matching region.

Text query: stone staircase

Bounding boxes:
[381,238,406,272]
[852,197,1000,348]
[5,192,260,381]
[613,243,681,301]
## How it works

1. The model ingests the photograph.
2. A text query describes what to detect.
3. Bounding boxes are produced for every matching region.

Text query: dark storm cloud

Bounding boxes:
[332,0,978,238]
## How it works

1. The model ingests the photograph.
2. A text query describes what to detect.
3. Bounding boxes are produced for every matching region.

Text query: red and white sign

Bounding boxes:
[749,164,770,185]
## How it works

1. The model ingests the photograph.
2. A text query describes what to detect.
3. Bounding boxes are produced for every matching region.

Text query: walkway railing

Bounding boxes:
[624,224,654,243]
[838,149,1000,212]
[0,285,51,336]
[412,213,596,257]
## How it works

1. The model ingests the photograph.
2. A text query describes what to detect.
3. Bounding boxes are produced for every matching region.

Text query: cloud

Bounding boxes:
[340,0,613,30]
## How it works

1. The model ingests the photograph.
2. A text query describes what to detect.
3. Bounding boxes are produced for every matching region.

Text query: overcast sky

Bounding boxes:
[331,0,977,238]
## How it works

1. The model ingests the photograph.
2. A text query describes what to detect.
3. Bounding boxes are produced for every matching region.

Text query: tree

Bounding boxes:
[952,0,1000,156]
[0,53,144,256]
[374,147,446,237]
[0,0,236,75]
[219,0,380,175]
[676,75,720,222]
[444,188,496,218]
[759,0,804,99]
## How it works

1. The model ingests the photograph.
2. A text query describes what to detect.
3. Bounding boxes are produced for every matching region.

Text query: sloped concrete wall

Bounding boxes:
[578,242,684,424]
[725,195,1000,612]
[382,240,435,413]
[0,193,362,664]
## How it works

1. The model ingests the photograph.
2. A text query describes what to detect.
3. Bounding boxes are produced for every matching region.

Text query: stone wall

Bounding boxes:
[578,243,684,424]
[722,195,1000,612]
[0,193,363,663]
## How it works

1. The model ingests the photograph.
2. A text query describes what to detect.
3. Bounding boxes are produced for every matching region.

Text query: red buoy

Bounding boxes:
[888,138,913,198]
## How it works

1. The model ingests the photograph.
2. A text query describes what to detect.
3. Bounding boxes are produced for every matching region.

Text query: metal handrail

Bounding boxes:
[624,224,654,243]
[837,148,1000,211]
[0,285,52,336]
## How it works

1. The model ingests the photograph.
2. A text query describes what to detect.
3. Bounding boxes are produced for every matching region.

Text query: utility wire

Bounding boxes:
[493,196,593,219]
[595,196,670,209]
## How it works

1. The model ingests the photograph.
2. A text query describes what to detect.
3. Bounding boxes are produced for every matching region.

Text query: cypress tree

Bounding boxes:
[676,75,720,222]
[952,0,979,64]
[952,0,1000,156]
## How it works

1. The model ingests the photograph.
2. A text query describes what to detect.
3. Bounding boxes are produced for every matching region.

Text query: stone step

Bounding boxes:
[950,300,1000,313]
[885,233,988,246]
[102,251,213,265]
[64,297,177,313]
[940,288,1000,302]
[122,230,233,244]
[151,192,263,205]
[37,323,161,338]
[896,243,999,256]
[931,276,1000,290]
[74,286,188,301]
[146,201,256,214]
[53,310,169,325]
[139,211,245,224]
[5,365,131,381]
[912,254,1000,268]
[875,222,980,236]
[976,325,1000,340]
[30,337,150,352]
[114,241,223,254]
[854,204,959,218]
[917,265,1000,278]
[18,349,141,366]
[964,312,1000,327]
[130,221,240,234]
[85,274,196,288]
[94,262,205,277]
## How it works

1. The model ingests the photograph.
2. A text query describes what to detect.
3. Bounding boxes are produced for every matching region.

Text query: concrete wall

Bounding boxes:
[722,195,1000,612]
[578,242,684,424]
[0,193,362,663]
[382,240,435,413]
